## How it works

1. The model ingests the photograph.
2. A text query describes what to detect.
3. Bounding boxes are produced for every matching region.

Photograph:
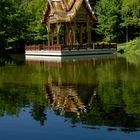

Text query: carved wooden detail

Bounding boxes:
[43,0,96,46]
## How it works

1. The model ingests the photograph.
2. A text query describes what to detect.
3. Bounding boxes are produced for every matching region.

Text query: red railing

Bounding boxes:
[25,44,117,51]
[94,43,117,49]
[43,44,61,51]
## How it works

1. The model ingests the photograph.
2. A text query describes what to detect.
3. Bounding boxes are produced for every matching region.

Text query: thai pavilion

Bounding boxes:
[42,0,96,47]
[25,0,117,57]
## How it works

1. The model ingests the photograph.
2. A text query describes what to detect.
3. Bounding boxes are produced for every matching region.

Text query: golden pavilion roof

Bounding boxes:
[42,0,95,24]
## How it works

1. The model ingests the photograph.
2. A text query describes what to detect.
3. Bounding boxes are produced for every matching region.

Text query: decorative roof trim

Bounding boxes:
[42,0,95,24]
[84,0,94,15]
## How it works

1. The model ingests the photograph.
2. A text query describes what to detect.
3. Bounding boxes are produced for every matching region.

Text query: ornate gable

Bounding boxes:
[63,0,75,11]
[42,0,95,24]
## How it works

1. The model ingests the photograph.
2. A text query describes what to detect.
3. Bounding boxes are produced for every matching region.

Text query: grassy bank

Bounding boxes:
[118,37,140,54]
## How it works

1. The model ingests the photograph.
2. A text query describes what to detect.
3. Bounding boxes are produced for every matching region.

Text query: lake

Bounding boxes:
[0,54,140,140]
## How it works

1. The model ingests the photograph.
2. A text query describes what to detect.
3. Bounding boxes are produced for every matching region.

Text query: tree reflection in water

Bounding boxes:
[0,83,47,125]
[0,49,25,65]
[45,81,140,132]
[0,50,13,65]
[0,55,140,132]
[43,55,140,132]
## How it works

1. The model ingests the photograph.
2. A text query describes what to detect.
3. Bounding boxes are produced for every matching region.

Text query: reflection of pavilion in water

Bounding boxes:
[45,82,97,116]
[26,55,117,116]
[26,56,117,116]
[26,54,117,66]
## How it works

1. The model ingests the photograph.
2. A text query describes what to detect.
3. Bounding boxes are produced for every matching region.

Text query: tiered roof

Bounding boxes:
[42,0,95,24]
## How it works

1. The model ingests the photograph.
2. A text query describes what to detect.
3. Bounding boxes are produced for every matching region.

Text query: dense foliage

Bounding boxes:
[95,0,140,42]
[0,0,47,49]
[0,0,140,49]
[96,0,122,42]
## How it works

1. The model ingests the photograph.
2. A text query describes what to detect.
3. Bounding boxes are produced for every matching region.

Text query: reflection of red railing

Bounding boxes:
[25,44,117,51]
[26,60,61,67]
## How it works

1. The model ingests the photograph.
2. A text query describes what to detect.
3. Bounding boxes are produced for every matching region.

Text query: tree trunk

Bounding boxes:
[126,26,129,42]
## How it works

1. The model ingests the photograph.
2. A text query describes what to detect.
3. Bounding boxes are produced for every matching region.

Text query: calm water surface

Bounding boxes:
[0,54,140,140]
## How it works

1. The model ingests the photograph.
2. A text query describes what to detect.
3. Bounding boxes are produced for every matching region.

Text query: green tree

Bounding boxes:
[0,0,15,47]
[0,0,47,50]
[121,0,140,27]
[0,0,31,48]
[96,0,122,42]
[121,0,140,41]
[24,0,47,44]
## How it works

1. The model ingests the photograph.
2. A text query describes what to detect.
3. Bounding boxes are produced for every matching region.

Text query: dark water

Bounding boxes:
[0,54,140,140]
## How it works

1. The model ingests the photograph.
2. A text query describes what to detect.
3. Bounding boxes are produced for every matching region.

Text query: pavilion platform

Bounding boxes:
[25,44,117,57]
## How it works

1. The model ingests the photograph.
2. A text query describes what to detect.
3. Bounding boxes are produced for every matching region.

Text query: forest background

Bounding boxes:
[0,0,140,50]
